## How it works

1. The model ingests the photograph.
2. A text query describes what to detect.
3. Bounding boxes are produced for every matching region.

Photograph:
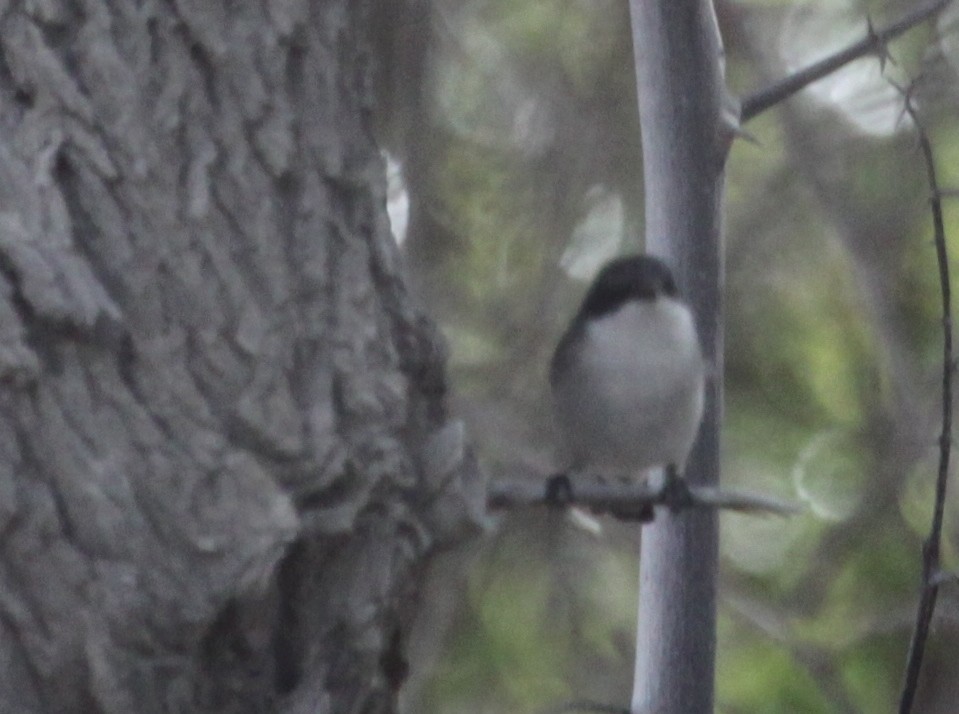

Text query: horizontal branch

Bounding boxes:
[542,701,629,714]
[741,0,953,122]
[487,475,799,520]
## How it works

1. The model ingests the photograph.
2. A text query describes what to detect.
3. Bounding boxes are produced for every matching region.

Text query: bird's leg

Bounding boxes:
[661,464,694,512]
[544,472,574,508]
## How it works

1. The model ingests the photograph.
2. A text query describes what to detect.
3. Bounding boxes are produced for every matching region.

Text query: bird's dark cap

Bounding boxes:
[578,255,678,320]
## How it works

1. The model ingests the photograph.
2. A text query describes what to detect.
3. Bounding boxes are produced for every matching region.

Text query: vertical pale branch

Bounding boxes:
[897,96,953,714]
[628,1,727,713]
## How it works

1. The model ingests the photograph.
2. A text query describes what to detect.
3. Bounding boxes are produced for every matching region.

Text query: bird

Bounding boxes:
[549,255,705,495]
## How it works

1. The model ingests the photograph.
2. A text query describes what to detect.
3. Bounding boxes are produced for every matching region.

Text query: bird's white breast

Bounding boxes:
[554,297,705,473]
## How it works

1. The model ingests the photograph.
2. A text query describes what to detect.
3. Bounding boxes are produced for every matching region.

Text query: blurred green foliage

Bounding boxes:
[375,0,959,711]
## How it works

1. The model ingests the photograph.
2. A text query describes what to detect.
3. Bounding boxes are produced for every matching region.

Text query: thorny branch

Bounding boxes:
[741,0,953,122]
[897,84,955,714]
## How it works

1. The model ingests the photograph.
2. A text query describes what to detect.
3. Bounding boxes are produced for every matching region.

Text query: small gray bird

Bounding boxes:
[550,255,705,483]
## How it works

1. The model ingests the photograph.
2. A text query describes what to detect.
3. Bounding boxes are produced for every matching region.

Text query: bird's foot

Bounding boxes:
[544,473,574,508]
[660,464,694,513]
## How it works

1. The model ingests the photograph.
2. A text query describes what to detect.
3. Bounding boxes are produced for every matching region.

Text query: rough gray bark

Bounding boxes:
[628,1,726,712]
[0,2,483,713]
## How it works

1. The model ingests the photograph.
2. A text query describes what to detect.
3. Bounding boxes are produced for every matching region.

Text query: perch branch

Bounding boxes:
[741,0,953,122]
[541,701,629,714]
[488,476,799,520]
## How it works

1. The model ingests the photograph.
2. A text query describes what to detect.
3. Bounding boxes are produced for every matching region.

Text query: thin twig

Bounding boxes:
[741,0,953,122]
[487,476,799,518]
[897,87,954,714]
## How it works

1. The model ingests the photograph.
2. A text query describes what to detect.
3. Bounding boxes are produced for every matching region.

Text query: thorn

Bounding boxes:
[718,91,759,153]
[888,79,913,129]
[889,78,920,131]
[866,15,895,71]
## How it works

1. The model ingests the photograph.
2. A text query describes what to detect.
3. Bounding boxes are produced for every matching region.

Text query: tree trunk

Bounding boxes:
[0,2,483,712]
